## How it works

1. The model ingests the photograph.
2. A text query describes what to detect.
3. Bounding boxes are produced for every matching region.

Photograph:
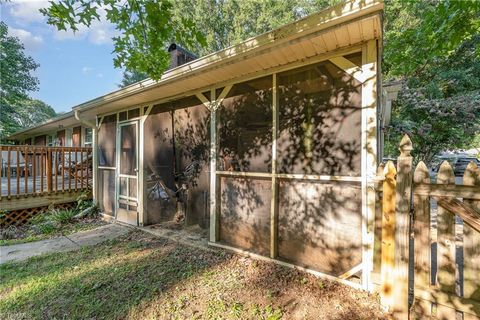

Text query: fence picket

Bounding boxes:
[463,162,480,303]
[394,134,413,317]
[436,161,456,296]
[413,161,431,290]
[380,161,396,310]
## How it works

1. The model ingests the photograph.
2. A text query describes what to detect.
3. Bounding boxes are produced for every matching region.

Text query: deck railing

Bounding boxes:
[0,145,93,199]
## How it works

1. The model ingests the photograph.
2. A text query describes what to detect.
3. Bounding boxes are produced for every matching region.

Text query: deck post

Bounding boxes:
[46,148,53,193]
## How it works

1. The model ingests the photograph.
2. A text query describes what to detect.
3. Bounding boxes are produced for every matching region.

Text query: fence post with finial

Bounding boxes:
[394,134,413,318]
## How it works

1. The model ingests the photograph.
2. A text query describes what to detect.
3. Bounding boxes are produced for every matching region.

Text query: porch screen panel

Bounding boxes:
[217,76,272,173]
[98,169,115,216]
[98,114,117,167]
[277,180,362,276]
[144,106,176,225]
[219,176,271,255]
[97,114,117,216]
[277,58,362,176]
[174,98,210,227]
[119,124,137,175]
[144,96,210,226]
[276,54,363,277]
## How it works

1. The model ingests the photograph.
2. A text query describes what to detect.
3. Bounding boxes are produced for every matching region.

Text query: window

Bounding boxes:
[84,127,93,147]
[47,134,59,146]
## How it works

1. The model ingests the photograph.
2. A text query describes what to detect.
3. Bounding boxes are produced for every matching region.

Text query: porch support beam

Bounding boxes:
[270,73,279,258]
[360,39,377,292]
[196,92,211,110]
[328,56,365,82]
[207,85,232,242]
[138,105,152,226]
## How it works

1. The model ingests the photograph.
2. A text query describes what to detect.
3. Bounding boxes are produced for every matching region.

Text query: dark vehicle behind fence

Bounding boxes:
[433,155,480,176]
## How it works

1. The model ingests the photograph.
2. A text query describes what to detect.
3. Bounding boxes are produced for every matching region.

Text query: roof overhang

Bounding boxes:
[74,0,383,120]
[7,111,79,141]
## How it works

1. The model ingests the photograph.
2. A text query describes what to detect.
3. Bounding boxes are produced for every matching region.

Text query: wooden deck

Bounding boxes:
[0,145,92,212]
[0,175,90,211]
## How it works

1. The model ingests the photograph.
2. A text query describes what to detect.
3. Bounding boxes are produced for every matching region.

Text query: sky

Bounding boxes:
[1,0,124,113]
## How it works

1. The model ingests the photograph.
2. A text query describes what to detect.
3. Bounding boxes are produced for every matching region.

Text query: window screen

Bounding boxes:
[98,114,117,167]
[277,60,362,176]
[218,76,272,173]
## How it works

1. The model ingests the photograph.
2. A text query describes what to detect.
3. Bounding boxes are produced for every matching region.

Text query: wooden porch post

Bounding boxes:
[393,134,413,317]
[209,88,219,242]
[361,39,378,291]
[46,148,53,193]
[92,126,98,203]
[270,73,279,258]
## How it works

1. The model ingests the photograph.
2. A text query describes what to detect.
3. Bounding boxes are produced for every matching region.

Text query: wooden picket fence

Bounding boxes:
[377,135,480,319]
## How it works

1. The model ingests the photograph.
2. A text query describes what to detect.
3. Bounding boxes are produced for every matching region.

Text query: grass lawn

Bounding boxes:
[0,230,389,319]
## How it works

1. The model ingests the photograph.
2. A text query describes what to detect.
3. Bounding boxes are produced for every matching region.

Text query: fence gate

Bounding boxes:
[378,135,480,319]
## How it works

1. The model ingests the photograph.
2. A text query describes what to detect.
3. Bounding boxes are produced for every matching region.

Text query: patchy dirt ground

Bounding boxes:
[0,230,390,320]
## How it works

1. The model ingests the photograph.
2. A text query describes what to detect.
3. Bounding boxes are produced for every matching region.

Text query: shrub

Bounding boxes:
[49,209,77,224]
[38,221,55,234]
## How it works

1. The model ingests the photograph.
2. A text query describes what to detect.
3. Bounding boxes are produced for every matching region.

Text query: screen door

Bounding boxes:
[116,121,139,225]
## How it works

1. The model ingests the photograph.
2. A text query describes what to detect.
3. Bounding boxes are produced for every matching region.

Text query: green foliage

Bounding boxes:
[75,191,99,216]
[0,22,55,141]
[170,0,340,57]
[9,98,57,131]
[37,221,56,235]
[0,24,55,140]
[41,0,206,80]
[0,22,39,102]
[385,36,480,163]
[118,69,148,87]
[50,209,77,224]
[117,0,338,84]
[384,0,480,78]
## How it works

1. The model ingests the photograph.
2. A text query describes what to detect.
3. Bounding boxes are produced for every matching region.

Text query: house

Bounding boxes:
[7,111,92,147]
[7,0,384,290]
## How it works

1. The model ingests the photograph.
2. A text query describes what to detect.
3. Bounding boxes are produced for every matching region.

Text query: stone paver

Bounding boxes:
[0,223,130,264]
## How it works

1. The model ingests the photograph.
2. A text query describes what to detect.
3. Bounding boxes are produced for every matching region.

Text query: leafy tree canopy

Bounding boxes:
[0,21,39,105]
[40,0,206,80]
[384,35,480,162]
[0,22,56,141]
[384,0,480,78]
[118,69,148,88]
[13,99,57,130]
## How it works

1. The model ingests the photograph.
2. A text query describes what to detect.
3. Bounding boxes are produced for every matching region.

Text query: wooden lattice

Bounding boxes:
[0,202,75,227]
